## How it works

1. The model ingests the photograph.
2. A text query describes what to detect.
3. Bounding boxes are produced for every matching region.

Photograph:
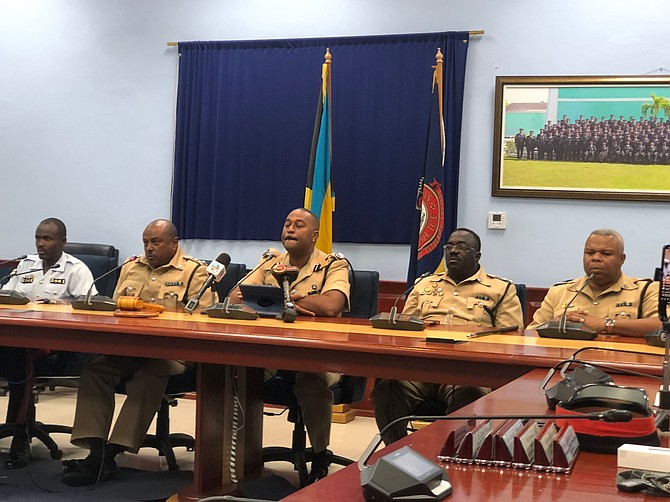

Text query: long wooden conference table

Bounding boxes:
[0,303,664,499]
[286,369,666,502]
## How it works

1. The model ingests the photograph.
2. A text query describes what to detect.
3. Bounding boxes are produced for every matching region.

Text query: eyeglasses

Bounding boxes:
[443,243,474,253]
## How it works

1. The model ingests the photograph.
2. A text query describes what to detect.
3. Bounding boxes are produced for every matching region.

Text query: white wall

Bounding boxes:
[1,0,667,284]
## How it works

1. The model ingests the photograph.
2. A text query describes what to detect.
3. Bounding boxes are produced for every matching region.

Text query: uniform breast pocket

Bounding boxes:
[117,280,145,298]
[467,297,495,324]
[612,306,638,320]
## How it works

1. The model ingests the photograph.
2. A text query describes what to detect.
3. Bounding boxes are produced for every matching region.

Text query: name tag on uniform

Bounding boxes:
[164,281,184,287]
[21,277,34,284]
[615,301,633,307]
[475,295,490,301]
[50,278,66,285]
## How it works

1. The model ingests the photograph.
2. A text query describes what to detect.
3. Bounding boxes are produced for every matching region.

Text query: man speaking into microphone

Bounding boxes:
[230,207,350,484]
[528,228,660,337]
[0,217,96,469]
[64,219,212,486]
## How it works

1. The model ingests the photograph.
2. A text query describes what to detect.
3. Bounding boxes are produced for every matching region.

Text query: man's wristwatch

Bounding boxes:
[604,317,616,334]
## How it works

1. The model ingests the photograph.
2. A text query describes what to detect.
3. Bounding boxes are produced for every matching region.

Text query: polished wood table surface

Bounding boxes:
[286,368,665,501]
[0,304,663,498]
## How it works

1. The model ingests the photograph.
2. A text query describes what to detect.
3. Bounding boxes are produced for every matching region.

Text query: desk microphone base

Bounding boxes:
[0,290,29,305]
[71,295,117,311]
[536,321,597,340]
[369,313,425,331]
[204,303,259,320]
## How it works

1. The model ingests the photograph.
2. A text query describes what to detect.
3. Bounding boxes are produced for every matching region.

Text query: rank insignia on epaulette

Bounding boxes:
[616,301,633,307]
[313,264,322,273]
[21,277,34,284]
[164,281,184,287]
[50,278,66,285]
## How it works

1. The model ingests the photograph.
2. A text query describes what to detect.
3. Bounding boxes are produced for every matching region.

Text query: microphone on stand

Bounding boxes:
[271,263,300,323]
[656,244,670,410]
[203,249,279,320]
[369,272,432,331]
[358,409,632,502]
[536,273,597,340]
[0,255,27,267]
[184,253,231,313]
[0,264,62,305]
[71,256,139,312]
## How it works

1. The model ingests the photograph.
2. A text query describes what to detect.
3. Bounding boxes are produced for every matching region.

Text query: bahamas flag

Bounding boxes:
[407,49,447,287]
[304,49,334,253]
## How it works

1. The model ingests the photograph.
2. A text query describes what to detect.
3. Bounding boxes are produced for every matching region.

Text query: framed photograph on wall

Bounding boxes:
[492,75,670,201]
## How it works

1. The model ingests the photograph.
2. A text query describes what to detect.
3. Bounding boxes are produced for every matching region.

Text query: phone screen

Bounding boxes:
[660,245,670,320]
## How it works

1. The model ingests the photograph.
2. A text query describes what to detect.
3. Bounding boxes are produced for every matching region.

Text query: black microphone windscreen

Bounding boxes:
[215,253,231,266]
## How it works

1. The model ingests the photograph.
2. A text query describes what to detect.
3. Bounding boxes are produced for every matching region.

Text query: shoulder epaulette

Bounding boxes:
[553,278,576,286]
[486,273,513,284]
[184,255,207,266]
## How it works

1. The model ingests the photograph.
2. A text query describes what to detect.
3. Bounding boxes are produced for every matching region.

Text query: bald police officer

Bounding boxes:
[231,207,350,483]
[528,229,659,337]
[372,228,523,445]
[64,219,213,486]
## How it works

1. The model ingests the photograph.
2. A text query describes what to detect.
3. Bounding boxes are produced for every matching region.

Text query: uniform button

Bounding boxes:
[593,301,599,305]
[151,277,156,281]
[453,291,459,296]
[39,280,44,284]
[291,289,296,295]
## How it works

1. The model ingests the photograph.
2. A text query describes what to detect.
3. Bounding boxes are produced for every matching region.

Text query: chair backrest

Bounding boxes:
[213,263,248,302]
[515,282,527,323]
[64,242,120,298]
[343,269,379,319]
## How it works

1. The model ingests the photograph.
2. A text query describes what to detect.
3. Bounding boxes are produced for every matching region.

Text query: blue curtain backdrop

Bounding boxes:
[172,32,469,244]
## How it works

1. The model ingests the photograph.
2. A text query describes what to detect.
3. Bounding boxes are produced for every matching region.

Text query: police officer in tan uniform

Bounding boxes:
[231,207,350,483]
[64,219,212,486]
[373,228,523,445]
[528,228,659,337]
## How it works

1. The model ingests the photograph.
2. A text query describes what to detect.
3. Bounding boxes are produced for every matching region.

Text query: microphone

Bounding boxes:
[184,252,231,313]
[358,409,632,502]
[0,255,27,267]
[203,248,279,320]
[536,273,597,340]
[271,263,300,323]
[0,264,62,305]
[655,244,670,409]
[71,256,139,312]
[369,272,432,331]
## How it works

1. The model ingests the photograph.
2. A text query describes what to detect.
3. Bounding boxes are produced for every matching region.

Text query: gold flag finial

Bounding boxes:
[324,47,332,64]
[435,47,443,65]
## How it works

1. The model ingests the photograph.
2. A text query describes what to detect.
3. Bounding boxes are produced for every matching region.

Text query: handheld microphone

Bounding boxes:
[0,264,62,305]
[656,245,670,409]
[369,272,432,331]
[71,256,139,312]
[203,248,279,320]
[358,409,632,502]
[184,252,231,313]
[536,273,597,340]
[0,255,27,267]
[271,263,300,323]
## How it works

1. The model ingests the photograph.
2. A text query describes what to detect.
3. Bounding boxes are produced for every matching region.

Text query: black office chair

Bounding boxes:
[133,262,249,470]
[0,243,119,462]
[262,269,377,487]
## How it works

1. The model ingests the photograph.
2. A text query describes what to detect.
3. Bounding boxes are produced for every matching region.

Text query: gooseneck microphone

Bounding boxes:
[536,273,597,340]
[369,272,432,331]
[271,263,300,323]
[0,264,62,305]
[184,253,231,313]
[203,249,279,320]
[0,255,27,267]
[71,256,139,312]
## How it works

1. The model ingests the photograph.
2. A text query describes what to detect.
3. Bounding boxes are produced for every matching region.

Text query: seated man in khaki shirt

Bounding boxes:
[231,207,350,483]
[373,228,523,445]
[63,219,212,486]
[528,228,660,337]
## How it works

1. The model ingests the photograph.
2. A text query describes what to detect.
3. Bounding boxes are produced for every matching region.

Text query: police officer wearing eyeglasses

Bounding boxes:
[372,228,523,445]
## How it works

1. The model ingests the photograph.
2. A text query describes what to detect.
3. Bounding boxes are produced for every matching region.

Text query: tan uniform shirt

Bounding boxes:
[402,266,523,327]
[527,273,658,329]
[244,248,350,311]
[114,245,213,308]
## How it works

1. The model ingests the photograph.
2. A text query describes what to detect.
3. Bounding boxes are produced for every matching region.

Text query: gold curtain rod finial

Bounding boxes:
[325,47,332,63]
[435,47,443,64]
